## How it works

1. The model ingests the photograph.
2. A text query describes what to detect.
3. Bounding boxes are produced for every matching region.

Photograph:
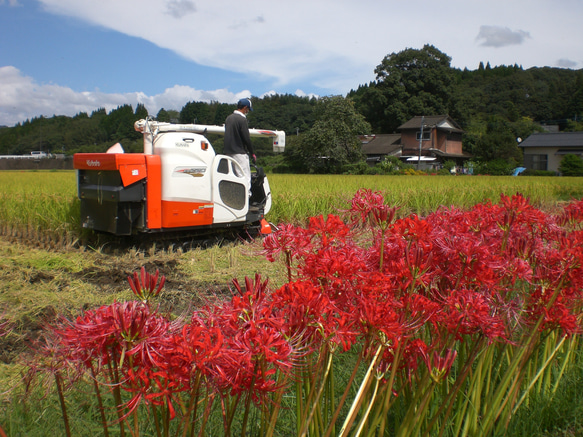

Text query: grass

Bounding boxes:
[506,345,583,437]
[1,170,583,435]
[267,174,583,224]
[3,171,583,240]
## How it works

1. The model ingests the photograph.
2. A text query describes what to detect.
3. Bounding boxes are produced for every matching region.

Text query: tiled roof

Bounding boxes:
[519,132,583,148]
[398,115,463,133]
[361,134,401,155]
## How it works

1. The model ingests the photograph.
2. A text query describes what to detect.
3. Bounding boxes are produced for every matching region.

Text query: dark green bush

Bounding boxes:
[521,169,558,177]
[559,154,583,176]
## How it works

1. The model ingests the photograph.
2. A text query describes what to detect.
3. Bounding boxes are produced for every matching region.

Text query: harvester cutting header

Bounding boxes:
[73,118,285,238]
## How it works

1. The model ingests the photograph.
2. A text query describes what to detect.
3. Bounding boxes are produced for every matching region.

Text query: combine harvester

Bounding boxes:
[73,118,285,245]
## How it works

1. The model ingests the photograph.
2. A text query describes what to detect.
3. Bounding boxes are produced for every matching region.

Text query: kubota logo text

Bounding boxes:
[86,160,101,167]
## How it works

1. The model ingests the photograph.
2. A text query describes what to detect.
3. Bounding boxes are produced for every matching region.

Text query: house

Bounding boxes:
[518,132,583,173]
[361,115,471,170]
[360,134,401,165]
[398,115,469,168]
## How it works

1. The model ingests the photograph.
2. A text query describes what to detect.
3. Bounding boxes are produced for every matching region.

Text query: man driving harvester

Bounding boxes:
[224,98,256,196]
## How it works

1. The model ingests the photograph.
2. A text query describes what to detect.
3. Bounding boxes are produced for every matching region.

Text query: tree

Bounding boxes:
[180,101,212,124]
[135,103,148,120]
[156,108,170,122]
[559,154,583,176]
[470,116,522,165]
[291,96,370,173]
[352,45,456,133]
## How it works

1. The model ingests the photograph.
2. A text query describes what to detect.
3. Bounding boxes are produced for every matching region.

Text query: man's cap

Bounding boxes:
[237,98,253,111]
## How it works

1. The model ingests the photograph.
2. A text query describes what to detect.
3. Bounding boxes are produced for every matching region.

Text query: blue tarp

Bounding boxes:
[512,167,527,176]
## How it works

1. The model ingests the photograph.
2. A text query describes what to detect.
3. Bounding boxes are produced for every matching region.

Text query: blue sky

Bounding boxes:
[1,0,582,126]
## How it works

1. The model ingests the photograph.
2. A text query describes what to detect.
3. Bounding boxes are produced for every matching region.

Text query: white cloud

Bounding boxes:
[3,0,583,124]
[34,0,582,93]
[0,66,312,126]
[557,58,578,69]
[476,26,531,48]
[165,0,196,19]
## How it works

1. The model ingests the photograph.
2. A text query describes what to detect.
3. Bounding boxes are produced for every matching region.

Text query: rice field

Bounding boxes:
[0,171,80,246]
[267,174,583,223]
[1,170,583,243]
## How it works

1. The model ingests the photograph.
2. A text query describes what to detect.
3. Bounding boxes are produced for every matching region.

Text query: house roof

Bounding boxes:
[397,115,464,133]
[360,134,401,155]
[519,132,583,148]
[427,149,473,159]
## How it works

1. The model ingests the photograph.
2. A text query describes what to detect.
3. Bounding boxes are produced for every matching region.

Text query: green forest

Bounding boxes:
[1,45,582,174]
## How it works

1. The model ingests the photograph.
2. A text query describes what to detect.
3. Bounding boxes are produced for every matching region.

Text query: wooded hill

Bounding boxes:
[1,45,582,167]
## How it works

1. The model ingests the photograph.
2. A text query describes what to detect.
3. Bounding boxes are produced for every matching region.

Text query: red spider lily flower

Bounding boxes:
[378,339,429,384]
[166,322,224,381]
[307,214,350,246]
[349,188,386,225]
[558,198,583,227]
[392,215,432,242]
[401,242,435,291]
[263,223,312,282]
[278,279,359,352]
[48,301,184,421]
[541,299,581,335]
[371,204,398,230]
[127,267,166,303]
[54,301,176,370]
[357,294,405,344]
[192,274,299,405]
[26,328,86,393]
[430,232,495,286]
[298,243,368,297]
[438,288,508,341]
[122,367,183,419]
[262,223,311,262]
[111,302,176,369]
[271,281,335,347]
[420,348,458,383]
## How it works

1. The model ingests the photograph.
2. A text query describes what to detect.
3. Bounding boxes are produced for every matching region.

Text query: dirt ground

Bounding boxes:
[0,234,283,365]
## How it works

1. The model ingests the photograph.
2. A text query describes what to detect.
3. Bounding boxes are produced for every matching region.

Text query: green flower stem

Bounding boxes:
[196,393,215,437]
[459,343,497,437]
[396,371,433,437]
[108,349,127,437]
[323,349,365,437]
[428,337,486,437]
[54,371,72,437]
[295,378,304,436]
[300,348,334,437]
[366,342,403,436]
[550,336,577,398]
[265,373,289,437]
[150,403,162,437]
[353,372,382,436]
[512,333,567,415]
[90,365,110,437]
[338,344,384,437]
[178,374,201,437]
[481,284,563,436]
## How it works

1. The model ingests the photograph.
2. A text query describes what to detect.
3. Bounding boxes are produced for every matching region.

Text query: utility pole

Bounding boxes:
[417,116,424,170]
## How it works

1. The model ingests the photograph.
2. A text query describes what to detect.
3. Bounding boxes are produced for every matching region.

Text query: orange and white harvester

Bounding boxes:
[73,118,284,238]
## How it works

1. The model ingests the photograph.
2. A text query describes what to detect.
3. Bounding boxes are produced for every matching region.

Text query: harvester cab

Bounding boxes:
[73,118,285,238]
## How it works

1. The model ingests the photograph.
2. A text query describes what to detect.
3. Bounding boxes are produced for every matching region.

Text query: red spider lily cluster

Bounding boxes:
[127,266,166,303]
[31,190,583,436]
[266,189,583,347]
[261,189,583,434]
[37,273,299,435]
